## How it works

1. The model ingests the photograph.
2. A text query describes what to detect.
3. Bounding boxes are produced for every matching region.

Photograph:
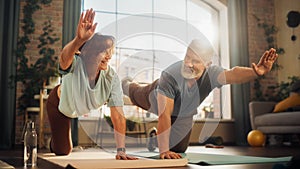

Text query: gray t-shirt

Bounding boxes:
[156,61,223,117]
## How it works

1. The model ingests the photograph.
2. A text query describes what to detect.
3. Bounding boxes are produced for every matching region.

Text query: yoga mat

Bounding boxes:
[130,151,292,166]
[38,150,188,169]
[185,153,292,165]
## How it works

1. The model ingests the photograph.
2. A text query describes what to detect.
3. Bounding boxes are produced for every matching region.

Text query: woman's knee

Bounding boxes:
[51,140,72,156]
[53,147,72,156]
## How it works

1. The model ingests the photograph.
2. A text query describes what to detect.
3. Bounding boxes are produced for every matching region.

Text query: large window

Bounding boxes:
[82,0,230,120]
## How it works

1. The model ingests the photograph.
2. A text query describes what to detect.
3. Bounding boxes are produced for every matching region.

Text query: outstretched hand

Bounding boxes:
[252,48,278,76]
[76,8,98,42]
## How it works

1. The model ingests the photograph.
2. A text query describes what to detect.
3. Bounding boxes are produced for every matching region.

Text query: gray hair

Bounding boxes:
[187,39,216,64]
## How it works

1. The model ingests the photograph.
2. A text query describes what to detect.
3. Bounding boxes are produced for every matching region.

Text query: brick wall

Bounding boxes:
[15,0,63,144]
[247,0,278,100]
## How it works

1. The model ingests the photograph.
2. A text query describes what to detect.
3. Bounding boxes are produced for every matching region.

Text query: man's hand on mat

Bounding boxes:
[115,151,139,160]
[160,151,182,159]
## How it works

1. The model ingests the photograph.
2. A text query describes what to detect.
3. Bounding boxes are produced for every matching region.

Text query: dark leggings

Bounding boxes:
[128,80,191,153]
[46,85,72,155]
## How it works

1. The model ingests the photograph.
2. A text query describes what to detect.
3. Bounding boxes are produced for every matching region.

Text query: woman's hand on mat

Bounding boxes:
[160,151,182,159]
[115,151,139,160]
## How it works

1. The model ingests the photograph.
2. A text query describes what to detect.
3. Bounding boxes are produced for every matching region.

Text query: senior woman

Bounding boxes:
[46,8,137,160]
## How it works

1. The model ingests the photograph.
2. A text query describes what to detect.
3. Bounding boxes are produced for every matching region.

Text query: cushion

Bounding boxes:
[273,94,300,112]
[255,111,300,126]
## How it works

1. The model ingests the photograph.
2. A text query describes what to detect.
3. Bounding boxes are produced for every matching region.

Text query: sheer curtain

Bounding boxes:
[63,0,81,146]
[0,0,19,149]
[228,0,251,145]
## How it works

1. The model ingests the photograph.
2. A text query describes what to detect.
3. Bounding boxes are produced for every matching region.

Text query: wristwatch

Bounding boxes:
[117,147,126,153]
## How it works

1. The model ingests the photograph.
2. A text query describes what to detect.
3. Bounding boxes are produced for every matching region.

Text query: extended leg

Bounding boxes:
[46,85,72,155]
[122,78,159,110]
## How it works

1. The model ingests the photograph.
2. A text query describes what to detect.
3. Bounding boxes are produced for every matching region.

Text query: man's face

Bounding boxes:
[181,48,207,79]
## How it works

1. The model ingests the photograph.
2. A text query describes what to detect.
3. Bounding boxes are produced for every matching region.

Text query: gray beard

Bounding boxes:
[181,65,202,79]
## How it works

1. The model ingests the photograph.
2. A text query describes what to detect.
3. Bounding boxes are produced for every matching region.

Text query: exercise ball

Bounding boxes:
[247,130,266,147]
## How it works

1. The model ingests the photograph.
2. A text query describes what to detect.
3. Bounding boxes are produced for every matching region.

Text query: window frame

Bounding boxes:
[81,0,231,120]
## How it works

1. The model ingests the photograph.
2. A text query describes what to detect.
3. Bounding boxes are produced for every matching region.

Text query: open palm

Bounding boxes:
[252,48,278,76]
[77,8,98,42]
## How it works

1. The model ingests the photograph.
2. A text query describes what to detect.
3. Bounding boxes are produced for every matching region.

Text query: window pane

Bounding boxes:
[187,1,218,45]
[117,48,180,83]
[153,16,188,44]
[187,0,212,22]
[116,14,153,44]
[82,0,229,120]
[117,0,152,14]
[117,48,157,82]
[153,35,186,60]
[83,0,116,12]
[188,21,216,48]
[118,34,153,50]
[94,13,116,36]
[154,0,186,20]
[117,35,183,82]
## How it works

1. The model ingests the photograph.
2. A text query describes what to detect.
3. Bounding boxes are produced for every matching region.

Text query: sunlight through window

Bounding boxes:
[82,0,230,120]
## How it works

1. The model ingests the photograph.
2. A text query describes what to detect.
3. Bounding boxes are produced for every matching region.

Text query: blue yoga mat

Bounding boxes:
[130,151,292,165]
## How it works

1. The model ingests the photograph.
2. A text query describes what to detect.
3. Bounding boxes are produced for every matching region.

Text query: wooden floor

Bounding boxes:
[1,144,300,169]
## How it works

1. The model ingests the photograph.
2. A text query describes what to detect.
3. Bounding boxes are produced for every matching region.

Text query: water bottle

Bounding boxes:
[24,121,37,167]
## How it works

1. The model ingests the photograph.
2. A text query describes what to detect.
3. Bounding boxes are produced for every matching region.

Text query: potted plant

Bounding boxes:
[267,76,300,102]
[12,0,59,114]
[202,103,214,118]
[252,15,285,101]
[35,19,60,87]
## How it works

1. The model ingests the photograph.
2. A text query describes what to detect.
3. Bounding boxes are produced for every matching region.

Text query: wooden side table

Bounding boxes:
[33,86,51,148]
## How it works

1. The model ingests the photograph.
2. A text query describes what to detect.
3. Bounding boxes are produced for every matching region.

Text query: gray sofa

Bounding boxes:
[249,101,300,134]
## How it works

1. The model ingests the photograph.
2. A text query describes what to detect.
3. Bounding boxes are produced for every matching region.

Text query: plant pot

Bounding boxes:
[205,111,214,118]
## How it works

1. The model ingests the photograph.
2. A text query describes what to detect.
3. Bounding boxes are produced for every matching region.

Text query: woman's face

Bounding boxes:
[181,48,207,79]
[98,45,115,70]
